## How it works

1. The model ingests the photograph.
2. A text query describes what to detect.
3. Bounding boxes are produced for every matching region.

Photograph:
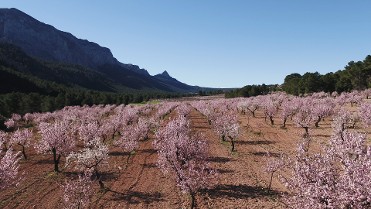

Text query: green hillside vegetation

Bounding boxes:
[282,56,371,95]
[225,84,279,98]
[0,44,188,120]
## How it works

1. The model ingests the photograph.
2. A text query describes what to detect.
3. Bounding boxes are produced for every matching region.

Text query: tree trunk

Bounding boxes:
[221,135,226,142]
[95,169,105,190]
[229,136,235,152]
[248,109,256,118]
[268,172,274,192]
[304,127,309,138]
[282,118,287,128]
[21,145,27,160]
[52,148,60,172]
[126,154,131,164]
[269,116,274,126]
[315,116,321,128]
[190,192,196,209]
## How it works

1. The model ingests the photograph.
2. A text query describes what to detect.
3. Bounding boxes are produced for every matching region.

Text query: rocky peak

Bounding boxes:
[161,70,171,78]
[121,63,150,76]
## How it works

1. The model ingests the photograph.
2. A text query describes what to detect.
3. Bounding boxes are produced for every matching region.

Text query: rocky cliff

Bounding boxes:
[0,8,119,69]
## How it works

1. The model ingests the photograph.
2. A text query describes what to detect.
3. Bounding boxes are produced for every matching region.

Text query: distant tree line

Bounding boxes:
[227,55,371,98]
[225,84,279,98]
[282,55,371,95]
[198,89,224,96]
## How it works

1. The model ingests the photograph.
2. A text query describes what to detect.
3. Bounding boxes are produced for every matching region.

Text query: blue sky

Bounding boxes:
[2,1,371,88]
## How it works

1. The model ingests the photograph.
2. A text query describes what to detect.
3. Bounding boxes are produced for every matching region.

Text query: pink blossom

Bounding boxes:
[4,119,15,129]
[36,121,75,172]
[66,138,108,189]
[0,130,9,150]
[10,129,33,159]
[359,102,371,127]
[0,142,21,189]
[62,171,94,209]
[154,116,217,208]
[281,111,371,208]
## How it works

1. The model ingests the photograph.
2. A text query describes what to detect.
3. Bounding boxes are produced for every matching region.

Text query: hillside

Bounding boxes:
[0,43,192,118]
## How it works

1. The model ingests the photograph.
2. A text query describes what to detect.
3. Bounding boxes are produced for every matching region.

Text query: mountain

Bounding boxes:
[0,8,200,93]
[0,43,117,92]
[154,71,198,92]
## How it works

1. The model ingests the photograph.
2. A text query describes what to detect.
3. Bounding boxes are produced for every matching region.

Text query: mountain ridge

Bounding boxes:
[0,8,202,93]
[0,8,120,69]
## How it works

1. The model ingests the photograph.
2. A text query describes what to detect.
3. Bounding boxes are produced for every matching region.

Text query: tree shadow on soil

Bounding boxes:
[64,171,83,177]
[141,163,157,169]
[235,140,276,145]
[312,134,331,138]
[109,151,131,156]
[64,171,118,182]
[207,156,234,163]
[203,184,280,199]
[251,152,281,157]
[34,159,54,165]
[109,189,164,204]
[140,149,157,154]
[100,171,119,181]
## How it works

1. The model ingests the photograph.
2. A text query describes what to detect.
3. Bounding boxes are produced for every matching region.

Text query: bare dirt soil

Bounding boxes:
[1,105,369,209]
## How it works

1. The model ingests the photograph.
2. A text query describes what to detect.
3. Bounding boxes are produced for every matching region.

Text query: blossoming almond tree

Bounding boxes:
[265,152,286,192]
[66,138,109,190]
[211,107,239,152]
[10,129,33,160]
[280,111,371,208]
[0,141,21,190]
[114,117,152,163]
[312,98,335,128]
[262,96,279,126]
[359,102,371,127]
[62,171,94,209]
[78,121,102,145]
[293,98,317,137]
[280,97,300,128]
[245,98,259,118]
[35,121,75,172]
[154,116,217,209]
[0,130,9,151]
[4,113,22,130]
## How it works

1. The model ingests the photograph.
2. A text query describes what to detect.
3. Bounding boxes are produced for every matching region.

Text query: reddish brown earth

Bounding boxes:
[1,103,370,209]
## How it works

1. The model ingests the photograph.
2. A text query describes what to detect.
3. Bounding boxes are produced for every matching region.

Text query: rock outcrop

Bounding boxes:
[0,8,119,69]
